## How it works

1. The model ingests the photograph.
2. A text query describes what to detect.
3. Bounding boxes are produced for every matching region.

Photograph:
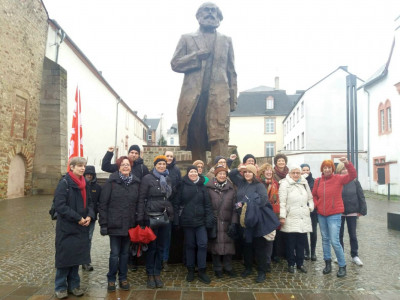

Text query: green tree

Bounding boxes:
[158,135,167,146]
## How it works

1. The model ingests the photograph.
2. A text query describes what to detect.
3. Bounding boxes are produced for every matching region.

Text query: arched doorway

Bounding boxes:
[6,154,26,199]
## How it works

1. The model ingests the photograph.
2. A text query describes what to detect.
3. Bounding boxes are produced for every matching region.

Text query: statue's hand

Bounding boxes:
[197,49,210,60]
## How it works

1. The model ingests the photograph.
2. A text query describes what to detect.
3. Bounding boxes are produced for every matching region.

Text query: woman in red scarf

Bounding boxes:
[259,163,280,270]
[54,157,94,299]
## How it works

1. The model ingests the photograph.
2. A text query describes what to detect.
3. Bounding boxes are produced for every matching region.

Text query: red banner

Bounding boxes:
[68,87,83,169]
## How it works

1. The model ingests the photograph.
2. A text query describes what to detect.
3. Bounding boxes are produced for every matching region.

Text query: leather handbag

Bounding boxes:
[147,208,169,229]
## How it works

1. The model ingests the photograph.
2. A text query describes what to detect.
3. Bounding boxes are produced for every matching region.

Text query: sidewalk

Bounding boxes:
[0,194,399,300]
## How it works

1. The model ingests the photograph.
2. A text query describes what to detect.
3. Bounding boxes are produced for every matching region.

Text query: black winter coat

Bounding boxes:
[305,173,316,215]
[98,172,140,236]
[342,180,367,215]
[173,175,214,228]
[167,158,182,199]
[137,171,174,223]
[101,151,149,179]
[54,173,95,268]
[85,166,101,220]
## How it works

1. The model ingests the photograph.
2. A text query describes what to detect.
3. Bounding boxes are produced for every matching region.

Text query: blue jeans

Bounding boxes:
[318,214,346,267]
[55,265,80,292]
[146,225,169,275]
[163,223,172,262]
[184,226,208,269]
[107,235,130,282]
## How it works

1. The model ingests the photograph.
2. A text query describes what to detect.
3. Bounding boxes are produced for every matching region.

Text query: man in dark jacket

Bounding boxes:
[102,145,149,179]
[163,150,182,271]
[82,166,102,271]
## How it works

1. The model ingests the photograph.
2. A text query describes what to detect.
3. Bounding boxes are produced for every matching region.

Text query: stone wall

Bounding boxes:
[31,58,68,195]
[0,0,49,199]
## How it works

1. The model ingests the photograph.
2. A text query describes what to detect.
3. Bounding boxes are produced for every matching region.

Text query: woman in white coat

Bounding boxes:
[279,165,314,273]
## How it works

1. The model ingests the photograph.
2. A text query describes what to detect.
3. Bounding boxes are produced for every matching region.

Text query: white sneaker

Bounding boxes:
[333,258,338,264]
[352,256,363,266]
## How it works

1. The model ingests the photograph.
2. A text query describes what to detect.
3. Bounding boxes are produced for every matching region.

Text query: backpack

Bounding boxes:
[49,177,69,220]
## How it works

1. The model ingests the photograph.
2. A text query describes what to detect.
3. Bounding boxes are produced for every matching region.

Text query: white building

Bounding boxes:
[45,20,148,173]
[166,123,179,146]
[282,67,368,187]
[359,15,400,195]
[230,83,300,159]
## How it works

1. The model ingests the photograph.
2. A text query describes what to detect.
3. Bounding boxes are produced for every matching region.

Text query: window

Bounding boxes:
[290,141,292,150]
[293,112,296,127]
[378,100,392,135]
[373,156,390,184]
[387,107,392,130]
[265,142,275,157]
[265,118,275,133]
[301,101,304,117]
[289,117,291,130]
[297,107,299,122]
[266,96,274,109]
[293,139,295,150]
[284,124,286,136]
[170,137,174,145]
[297,136,299,150]
[380,109,385,133]
[301,132,305,149]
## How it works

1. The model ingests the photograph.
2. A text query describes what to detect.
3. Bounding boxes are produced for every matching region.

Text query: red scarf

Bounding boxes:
[68,171,87,208]
[274,165,289,181]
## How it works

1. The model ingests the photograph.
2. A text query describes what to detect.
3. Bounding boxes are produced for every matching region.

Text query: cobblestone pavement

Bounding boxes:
[0,193,399,299]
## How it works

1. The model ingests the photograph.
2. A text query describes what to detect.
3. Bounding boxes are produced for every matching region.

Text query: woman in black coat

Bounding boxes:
[137,155,173,289]
[229,164,278,284]
[98,156,140,292]
[336,162,367,266]
[301,163,318,261]
[54,157,94,299]
[174,166,214,284]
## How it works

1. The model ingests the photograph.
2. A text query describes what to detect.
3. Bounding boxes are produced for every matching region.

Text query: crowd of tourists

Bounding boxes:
[52,146,367,298]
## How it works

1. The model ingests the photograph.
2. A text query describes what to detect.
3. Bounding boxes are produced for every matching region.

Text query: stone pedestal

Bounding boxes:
[387,212,400,231]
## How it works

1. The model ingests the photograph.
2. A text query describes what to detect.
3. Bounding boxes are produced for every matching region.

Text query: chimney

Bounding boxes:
[274,76,279,90]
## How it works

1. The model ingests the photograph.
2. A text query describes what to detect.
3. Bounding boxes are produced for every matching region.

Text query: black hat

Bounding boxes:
[214,155,226,165]
[186,165,198,174]
[84,165,96,175]
[128,145,141,154]
[243,154,256,164]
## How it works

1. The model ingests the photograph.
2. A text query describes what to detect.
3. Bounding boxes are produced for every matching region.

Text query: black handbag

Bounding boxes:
[147,209,169,229]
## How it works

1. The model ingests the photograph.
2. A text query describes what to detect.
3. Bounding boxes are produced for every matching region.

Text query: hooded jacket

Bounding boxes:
[84,166,101,220]
[312,162,357,216]
[279,174,314,233]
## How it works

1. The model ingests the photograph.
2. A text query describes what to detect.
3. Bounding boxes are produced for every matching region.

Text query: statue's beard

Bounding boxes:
[198,16,220,29]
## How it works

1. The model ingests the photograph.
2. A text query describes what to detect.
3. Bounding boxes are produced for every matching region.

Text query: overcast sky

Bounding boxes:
[42,0,399,126]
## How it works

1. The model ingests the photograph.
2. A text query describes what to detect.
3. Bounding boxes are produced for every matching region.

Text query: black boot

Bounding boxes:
[186,267,195,282]
[337,265,346,277]
[198,268,211,284]
[323,259,332,274]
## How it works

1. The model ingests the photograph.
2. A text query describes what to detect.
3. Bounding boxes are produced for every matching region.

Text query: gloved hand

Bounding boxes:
[227,223,238,239]
[100,227,107,236]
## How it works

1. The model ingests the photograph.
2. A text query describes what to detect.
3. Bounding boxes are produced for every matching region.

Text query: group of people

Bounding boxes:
[53,146,367,298]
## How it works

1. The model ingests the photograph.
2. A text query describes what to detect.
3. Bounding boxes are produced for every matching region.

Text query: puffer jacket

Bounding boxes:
[137,171,174,223]
[312,162,357,216]
[279,174,314,233]
[173,175,214,228]
[342,179,367,215]
[206,178,238,255]
[98,172,140,236]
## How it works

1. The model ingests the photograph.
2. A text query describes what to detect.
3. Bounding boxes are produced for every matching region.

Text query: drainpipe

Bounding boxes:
[114,98,121,162]
[364,88,371,182]
[55,29,66,64]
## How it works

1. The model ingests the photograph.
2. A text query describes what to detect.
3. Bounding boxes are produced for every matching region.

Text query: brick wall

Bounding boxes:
[0,0,48,199]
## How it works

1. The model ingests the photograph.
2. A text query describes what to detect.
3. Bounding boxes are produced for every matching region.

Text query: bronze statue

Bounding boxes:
[171,2,237,163]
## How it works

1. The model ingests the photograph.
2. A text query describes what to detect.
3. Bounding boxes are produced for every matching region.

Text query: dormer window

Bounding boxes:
[266,96,274,110]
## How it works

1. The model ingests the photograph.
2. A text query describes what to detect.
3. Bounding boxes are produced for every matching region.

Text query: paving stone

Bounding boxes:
[203,291,229,300]
[154,290,181,300]
[254,292,277,300]
[229,291,255,300]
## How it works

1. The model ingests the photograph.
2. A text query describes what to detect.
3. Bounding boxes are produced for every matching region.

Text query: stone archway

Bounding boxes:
[6,154,26,199]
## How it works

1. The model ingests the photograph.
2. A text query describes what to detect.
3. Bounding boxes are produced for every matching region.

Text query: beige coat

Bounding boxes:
[279,174,314,233]
[171,30,237,149]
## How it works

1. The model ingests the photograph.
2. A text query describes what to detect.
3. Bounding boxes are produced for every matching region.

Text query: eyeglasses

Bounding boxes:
[120,163,131,167]
[290,172,301,175]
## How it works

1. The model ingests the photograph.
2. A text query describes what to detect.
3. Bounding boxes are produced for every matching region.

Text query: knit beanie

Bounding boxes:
[214,165,228,176]
[274,153,288,165]
[320,160,335,172]
[214,155,226,164]
[129,145,141,155]
[243,154,256,164]
[84,165,96,176]
[245,164,257,177]
[153,155,167,166]
[300,163,310,170]
[186,165,198,174]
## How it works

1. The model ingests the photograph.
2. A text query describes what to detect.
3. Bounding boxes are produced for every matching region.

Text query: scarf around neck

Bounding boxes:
[119,172,133,186]
[153,169,172,198]
[68,171,87,208]
[214,178,227,190]
[274,165,289,181]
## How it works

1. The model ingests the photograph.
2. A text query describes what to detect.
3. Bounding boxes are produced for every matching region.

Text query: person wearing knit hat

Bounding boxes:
[154,155,168,166]
[174,163,214,284]
[213,165,228,176]
[228,163,280,283]
[335,162,367,267]
[312,157,357,278]
[192,160,209,185]
[101,145,149,179]
[300,163,317,262]
[243,154,256,165]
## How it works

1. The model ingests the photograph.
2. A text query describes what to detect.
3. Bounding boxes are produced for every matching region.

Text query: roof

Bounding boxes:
[243,85,275,92]
[144,118,160,131]
[230,89,300,117]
